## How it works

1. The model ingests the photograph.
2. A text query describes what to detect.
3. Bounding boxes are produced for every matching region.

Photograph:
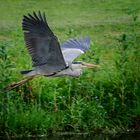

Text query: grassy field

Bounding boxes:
[0,0,140,137]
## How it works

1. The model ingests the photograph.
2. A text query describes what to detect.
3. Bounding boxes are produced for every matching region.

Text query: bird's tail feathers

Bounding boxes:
[20,70,37,77]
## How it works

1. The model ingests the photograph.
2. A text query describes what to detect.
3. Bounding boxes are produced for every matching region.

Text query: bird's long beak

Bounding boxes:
[82,63,100,68]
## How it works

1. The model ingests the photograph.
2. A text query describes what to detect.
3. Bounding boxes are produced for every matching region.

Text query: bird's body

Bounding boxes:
[21,63,83,77]
[7,12,98,89]
[21,11,99,78]
[6,11,100,90]
[21,11,98,78]
[51,63,82,77]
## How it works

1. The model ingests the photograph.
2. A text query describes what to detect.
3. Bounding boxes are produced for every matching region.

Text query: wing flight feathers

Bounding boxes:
[61,37,91,63]
[61,37,90,52]
[22,12,66,72]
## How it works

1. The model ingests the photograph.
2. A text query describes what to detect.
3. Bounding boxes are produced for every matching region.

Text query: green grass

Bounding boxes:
[0,0,140,137]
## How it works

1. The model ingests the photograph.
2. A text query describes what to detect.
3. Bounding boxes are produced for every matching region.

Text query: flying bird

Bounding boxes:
[7,11,99,90]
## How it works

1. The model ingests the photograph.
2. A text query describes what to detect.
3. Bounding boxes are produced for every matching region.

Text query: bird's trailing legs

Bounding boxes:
[6,76,35,91]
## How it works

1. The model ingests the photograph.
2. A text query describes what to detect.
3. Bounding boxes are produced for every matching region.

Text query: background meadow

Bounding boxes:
[0,0,140,137]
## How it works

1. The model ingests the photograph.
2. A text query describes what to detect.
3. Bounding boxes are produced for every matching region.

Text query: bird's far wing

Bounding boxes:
[61,37,91,63]
[61,37,90,52]
[22,11,66,73]
[62,48,84,63]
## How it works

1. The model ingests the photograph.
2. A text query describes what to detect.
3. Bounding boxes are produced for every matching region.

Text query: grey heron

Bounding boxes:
[7,11,99,90]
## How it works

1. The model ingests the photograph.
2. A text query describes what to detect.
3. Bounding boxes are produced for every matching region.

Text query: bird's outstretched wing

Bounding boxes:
[61,37,90,63]
[22,11,66,72]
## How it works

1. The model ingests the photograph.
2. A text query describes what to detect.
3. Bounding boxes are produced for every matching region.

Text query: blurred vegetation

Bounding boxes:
[0,0,140,137]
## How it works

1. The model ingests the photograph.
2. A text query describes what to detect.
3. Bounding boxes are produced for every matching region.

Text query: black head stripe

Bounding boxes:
[73,61,82,64]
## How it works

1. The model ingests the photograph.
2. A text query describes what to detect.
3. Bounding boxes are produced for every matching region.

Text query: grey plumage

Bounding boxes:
[6,11,99,90]
[21,11,97,78]
[20,70,33,75]
[22,11,66,75]
[61,37,90,52]
[61,37,90,63]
